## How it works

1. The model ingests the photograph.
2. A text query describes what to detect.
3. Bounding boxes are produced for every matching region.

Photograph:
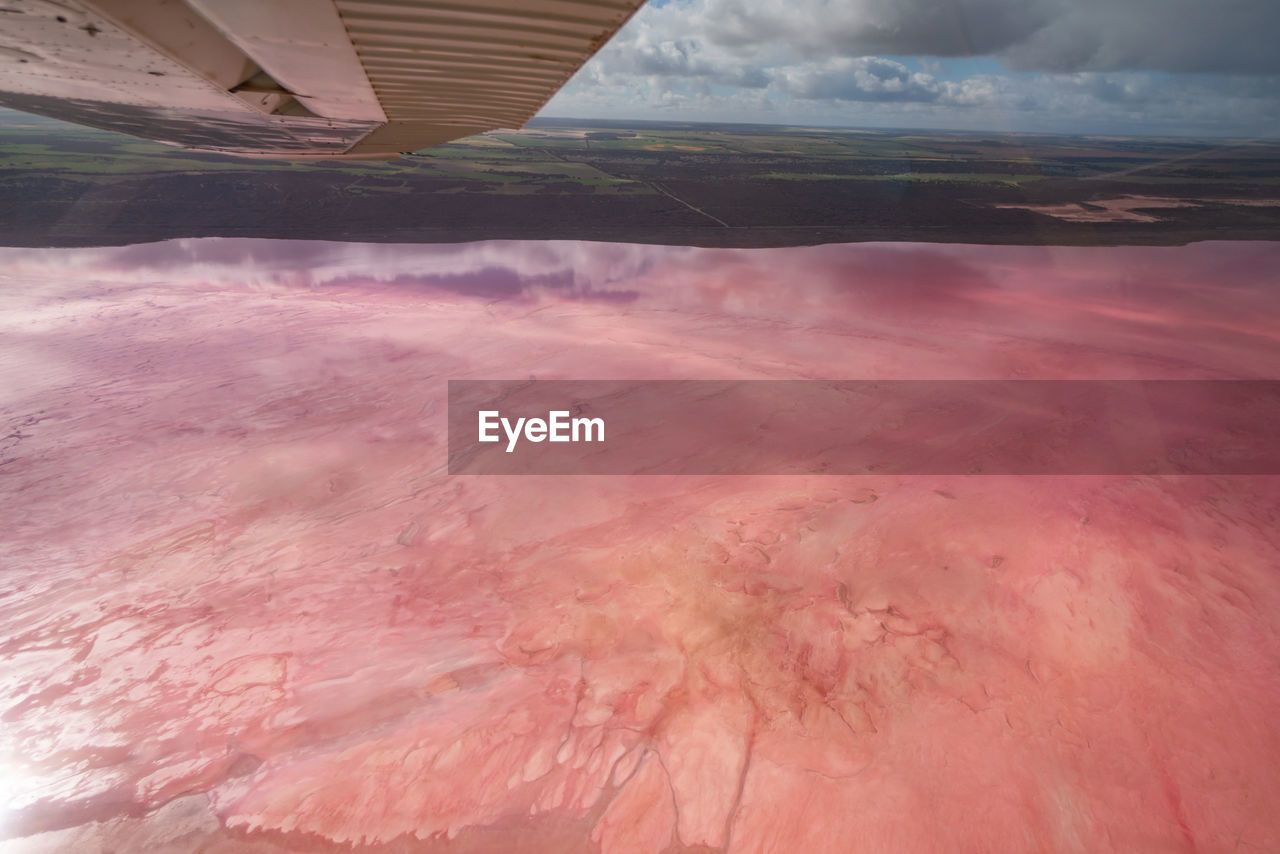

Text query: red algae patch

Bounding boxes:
[1,240,1279,853]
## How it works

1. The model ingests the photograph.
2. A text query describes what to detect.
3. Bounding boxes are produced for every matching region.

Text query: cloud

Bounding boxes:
[588,8,773,90]
[693,0,1280,75]
[775,58,946,102]
[622,38,769,88]
[999,0,1280,74]
[701,0,1050,62]
[541,0,1280,136]
[771,57,1024,107]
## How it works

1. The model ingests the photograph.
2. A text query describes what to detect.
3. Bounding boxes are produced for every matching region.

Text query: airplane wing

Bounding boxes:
[0,0,644,158]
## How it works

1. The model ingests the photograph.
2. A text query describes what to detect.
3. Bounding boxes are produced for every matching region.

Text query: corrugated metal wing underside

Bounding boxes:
[0,0,644,158]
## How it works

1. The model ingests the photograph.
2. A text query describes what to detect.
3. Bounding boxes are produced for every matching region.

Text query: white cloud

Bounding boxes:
[694,0,1280,74]
[775,58,946,103]
[540,0,1280,135]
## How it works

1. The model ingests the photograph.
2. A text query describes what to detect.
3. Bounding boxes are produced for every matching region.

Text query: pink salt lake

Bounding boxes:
[1,239,1278,853]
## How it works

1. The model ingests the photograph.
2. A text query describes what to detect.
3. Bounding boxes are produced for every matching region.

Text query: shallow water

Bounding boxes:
[1,239,1278,852]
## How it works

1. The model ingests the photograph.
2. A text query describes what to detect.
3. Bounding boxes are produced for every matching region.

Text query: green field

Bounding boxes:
[3,119,1276,189]
[0,117,1277,247]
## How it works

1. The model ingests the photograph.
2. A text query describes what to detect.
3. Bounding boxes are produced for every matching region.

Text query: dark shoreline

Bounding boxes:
[4,224,1278,250]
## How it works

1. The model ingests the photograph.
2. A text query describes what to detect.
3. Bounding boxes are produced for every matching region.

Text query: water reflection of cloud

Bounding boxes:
[0,239,1277,376]
[80,236,665,300]
[324,270,639,303]
[0,239,666,302]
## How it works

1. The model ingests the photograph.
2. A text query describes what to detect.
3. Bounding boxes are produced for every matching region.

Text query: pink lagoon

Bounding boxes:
[1,239,1279,853]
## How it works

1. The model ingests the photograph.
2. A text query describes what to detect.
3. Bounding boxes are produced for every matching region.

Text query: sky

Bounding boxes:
[541,0,1280,137]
